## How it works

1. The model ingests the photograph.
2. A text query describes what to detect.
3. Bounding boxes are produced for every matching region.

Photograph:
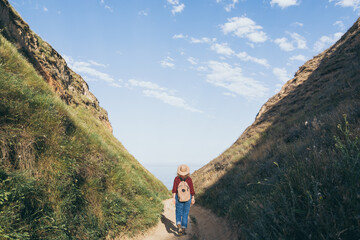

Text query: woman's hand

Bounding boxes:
[191,198,195,205]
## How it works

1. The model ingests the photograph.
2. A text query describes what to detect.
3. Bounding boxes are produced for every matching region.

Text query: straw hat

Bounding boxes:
[177,164,190,176]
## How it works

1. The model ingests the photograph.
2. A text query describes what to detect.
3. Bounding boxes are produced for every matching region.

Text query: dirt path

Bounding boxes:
[125,198,237,240]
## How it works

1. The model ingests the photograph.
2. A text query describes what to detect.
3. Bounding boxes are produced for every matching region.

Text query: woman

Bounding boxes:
[172,164,195,236]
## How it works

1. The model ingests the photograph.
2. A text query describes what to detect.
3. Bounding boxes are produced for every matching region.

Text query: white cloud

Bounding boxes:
[333,20,345,30]
[206,61,268,98]
[274,37,295,51]
[173,34,187,39]
[197,66,208,72]
[247,42,255,48]
[105,5,113,12]
[274,32,307,51]
[161,57,175,68]
[289,54,307,62]
[174,34,216,44]
[221,17,268,43]
[236,52,270,68]
[128,79,167,91]
[270,0,300,8]
[138,9,149,16]
[126,77,202,113]
[290,32,307,49]
[143,90,202,113]
[209,42,270,67]
[225,0,239,12]
[187,57,198,65]
[167,0,179,4]
[313,32,343,52]
[330,0,360,10]
[273,67,291,82]
[88,60,106,67]
[190,37,215,44]
[210,43,235,56]
[172,4,185,14]
[167,0,185,15]
[43,6,48,12]
[292,22,304,27]
[110,80,122,88]
[223,92,237,97]
[216,0,239,12]
[100,0,113,12]
[64,55,117,86]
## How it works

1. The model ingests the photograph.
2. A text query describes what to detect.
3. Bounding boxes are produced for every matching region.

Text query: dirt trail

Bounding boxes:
[126,199,237,240]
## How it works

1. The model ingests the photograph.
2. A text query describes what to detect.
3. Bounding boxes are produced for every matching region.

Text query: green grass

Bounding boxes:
[198,110,360,239]
[195,28,360,238]
[0,35,170,239]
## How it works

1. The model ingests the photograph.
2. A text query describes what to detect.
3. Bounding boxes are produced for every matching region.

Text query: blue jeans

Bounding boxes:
[175,194,191,228]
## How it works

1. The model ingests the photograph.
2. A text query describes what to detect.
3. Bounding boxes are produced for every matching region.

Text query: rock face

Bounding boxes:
[0,0,112,131]
[192,17,360,192]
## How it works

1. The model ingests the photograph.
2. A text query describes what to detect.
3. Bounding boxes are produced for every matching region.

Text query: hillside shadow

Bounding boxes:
[196,18,360,239]
[161,214,178,236]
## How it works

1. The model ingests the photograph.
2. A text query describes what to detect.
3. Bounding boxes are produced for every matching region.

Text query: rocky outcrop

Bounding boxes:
[0,0,112,131]
[192,17,360,192]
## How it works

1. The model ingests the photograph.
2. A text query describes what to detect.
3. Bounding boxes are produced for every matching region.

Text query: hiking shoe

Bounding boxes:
[182,228,186,235]
[177,224,182,235]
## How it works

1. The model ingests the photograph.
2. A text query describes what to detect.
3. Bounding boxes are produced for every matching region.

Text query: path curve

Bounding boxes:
[124,198,238,240]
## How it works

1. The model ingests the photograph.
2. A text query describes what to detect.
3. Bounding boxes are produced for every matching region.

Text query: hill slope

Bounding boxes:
[192,17,360,239]
[0,1,169,239]
[0,0,112,131]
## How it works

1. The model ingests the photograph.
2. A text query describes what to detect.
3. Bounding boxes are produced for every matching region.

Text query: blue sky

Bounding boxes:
[9,0,359,188]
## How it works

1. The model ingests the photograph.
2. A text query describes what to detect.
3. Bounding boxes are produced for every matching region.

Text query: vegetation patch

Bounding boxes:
[198,110,360,239]
[0,35,170,239]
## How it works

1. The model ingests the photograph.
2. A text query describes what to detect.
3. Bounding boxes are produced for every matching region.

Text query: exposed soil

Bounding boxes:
[125,199,237,240]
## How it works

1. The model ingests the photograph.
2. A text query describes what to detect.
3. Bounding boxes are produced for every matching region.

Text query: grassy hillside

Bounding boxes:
[193,19,360,239]
[0,34,170,239]
[0,0,113,132]
[199,108,360,239]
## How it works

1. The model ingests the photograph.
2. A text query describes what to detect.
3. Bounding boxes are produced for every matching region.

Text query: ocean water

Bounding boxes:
[144,163,203,190]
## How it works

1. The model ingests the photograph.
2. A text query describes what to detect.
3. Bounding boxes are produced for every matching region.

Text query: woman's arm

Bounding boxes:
[172,193,176,205]
[172,177,179,205]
